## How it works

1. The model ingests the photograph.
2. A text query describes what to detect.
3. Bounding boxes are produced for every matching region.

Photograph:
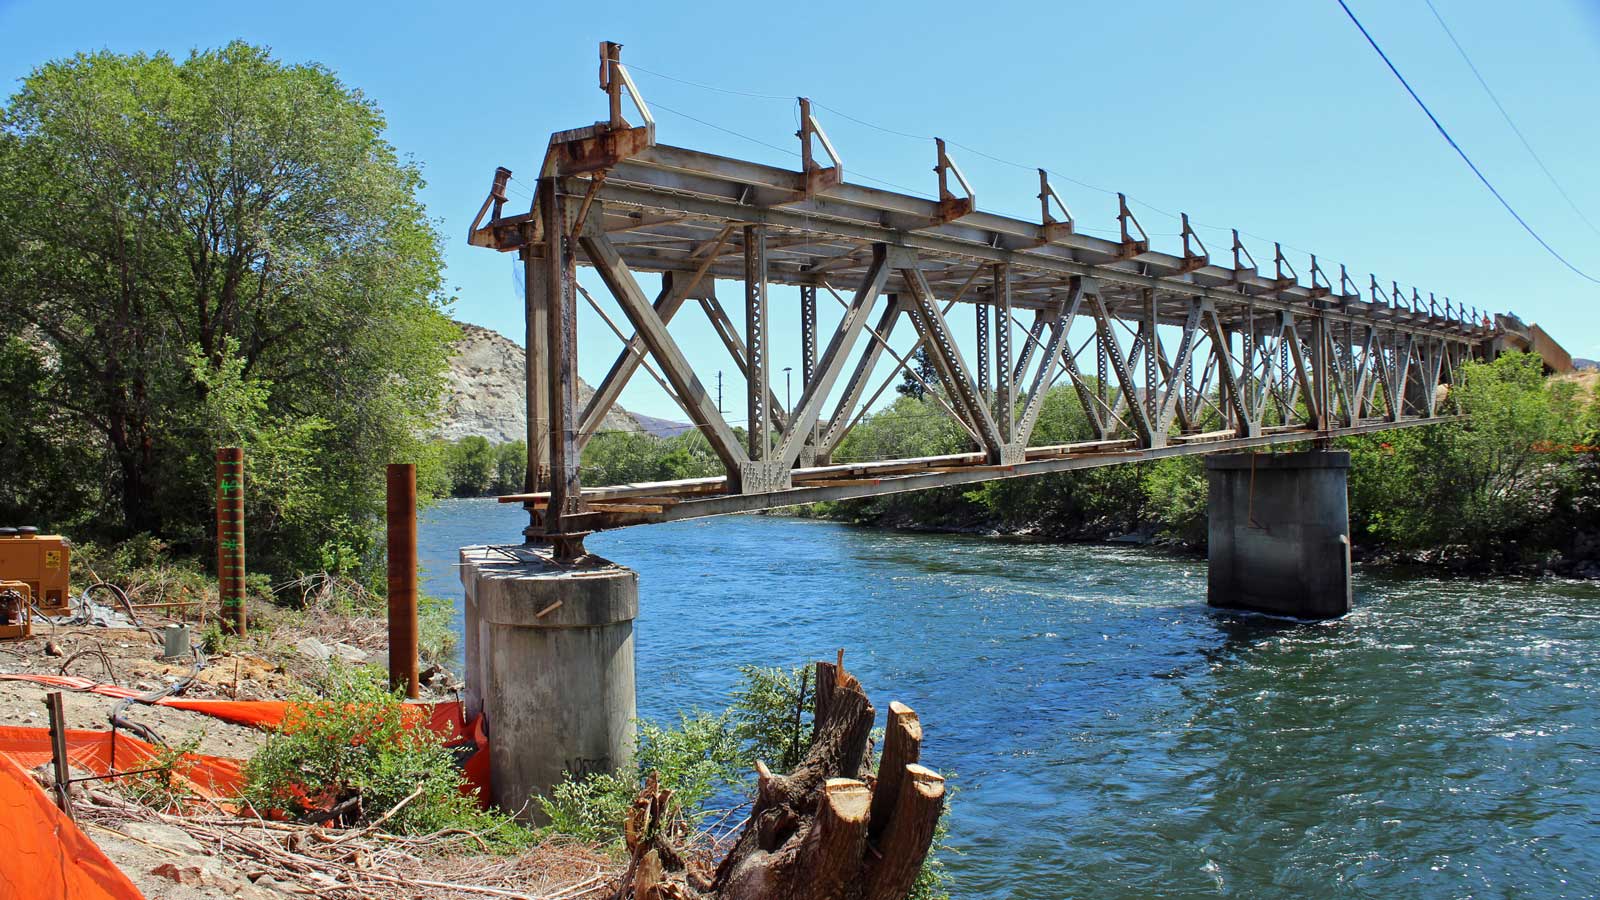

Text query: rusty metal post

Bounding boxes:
[386,464,420,699]
[45,691,73,819]
[215,447,245,635]
[541,178,586,560]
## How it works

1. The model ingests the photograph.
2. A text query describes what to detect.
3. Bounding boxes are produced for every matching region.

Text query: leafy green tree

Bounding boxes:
[896,347,940,400]
[0,335,105,527]
[443,436,494,497]
[0,43,454,574]
[834,394,969,464]
[580,429,722,487]
[1140,456,1207,543]
[1343,352,1585,563]
[491,440,527,494]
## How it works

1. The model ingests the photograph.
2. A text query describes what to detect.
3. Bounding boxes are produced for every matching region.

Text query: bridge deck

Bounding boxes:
[500,416,1454,528]
[470,43,1489,550]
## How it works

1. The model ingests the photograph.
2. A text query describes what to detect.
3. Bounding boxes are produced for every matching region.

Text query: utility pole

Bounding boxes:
[717,371,724,414]
[784,366,792,414]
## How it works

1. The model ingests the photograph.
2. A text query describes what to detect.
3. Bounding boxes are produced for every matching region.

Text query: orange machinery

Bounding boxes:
[0,581,31,640]
[0,528,71,614]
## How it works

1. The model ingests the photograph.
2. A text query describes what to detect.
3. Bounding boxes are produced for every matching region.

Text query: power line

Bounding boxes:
[622,62,793,102]
[1335,0,1600,285]
[1422,0,1600,241]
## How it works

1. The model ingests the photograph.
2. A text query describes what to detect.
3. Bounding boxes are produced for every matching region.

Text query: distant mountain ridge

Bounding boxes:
[437,321,691,443]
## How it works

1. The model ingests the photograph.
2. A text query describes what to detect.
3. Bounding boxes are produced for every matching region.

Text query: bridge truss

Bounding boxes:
[470,44,1488,555]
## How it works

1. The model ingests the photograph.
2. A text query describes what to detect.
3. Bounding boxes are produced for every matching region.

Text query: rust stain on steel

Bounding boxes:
[215,447,245,636]
[386,463,419,700]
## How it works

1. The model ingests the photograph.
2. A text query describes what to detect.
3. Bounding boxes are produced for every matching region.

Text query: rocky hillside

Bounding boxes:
[437,321,645,444]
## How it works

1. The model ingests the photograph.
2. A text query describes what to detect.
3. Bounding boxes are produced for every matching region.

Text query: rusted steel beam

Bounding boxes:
[545,415,1462,530]
[386,463,419,700]
[215,447,245,635]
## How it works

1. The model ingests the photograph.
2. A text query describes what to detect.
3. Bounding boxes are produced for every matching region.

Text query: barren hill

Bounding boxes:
[437,321,644,444]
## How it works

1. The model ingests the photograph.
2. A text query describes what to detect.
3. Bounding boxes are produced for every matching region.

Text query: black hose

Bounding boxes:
[108,643,207,747]
[82,582,140,628]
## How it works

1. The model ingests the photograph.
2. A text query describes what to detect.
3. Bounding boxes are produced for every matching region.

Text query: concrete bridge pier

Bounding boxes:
[1205,450,1352,619]
[459,545,637,820]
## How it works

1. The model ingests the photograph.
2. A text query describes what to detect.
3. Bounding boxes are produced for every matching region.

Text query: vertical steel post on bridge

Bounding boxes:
[744,225,769,462]
[523,178,586,558]
[994,263,1014,445]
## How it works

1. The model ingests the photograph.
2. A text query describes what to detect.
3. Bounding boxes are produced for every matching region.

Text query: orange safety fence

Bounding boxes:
[0,674,491,803]
[0,724,244,798]
[0,680,494,898]
[0,673,475,743]
[0,752,148,900]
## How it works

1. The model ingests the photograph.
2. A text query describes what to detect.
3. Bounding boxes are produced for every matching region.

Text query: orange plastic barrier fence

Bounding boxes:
[0,752,147,900]
[0,725,244,798]
[0,679,494,897]
[0,675,491,805]
[0,673,473,742]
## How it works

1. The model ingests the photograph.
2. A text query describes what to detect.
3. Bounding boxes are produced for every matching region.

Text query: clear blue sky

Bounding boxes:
[4,0,1598,421]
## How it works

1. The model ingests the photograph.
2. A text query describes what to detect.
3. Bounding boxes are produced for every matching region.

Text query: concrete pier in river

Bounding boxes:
[1205,450,1353,619]
[459,545,637,819]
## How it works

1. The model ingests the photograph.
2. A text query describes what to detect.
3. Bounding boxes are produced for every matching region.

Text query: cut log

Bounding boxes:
[862,764,945,900]
[620,657,944,900]
[868,702,920,841]
[796,779,870,900]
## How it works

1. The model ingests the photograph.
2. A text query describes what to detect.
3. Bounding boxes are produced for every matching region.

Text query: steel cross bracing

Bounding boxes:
[469,43,1487,554]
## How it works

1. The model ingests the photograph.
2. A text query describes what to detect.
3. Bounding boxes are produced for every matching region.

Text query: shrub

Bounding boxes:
[244,664,529,848]
[538,665,812,842]
[730,664,813,772]
[1140,456,1207,544]
[537,709,746,842]
[539,770,638,843]
[120,736,205,814]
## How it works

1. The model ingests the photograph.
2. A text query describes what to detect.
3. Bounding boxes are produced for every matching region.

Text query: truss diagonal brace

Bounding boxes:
[1014,279,1088,447]
[900,262,1006,459]
[1089,292,1157,447]
[1155,301,1203,434]
[779,245,890,466]
[580,223,751,476]
[578,272,697,448]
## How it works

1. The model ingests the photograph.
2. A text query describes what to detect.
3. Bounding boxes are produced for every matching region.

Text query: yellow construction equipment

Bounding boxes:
[0,581,32,641]
[0,528,71,614]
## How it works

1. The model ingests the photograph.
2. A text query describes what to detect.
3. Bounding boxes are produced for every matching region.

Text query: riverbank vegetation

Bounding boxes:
[440,353,1599,576]
[0,42,456,585]
[431,429,725,498]
[823,352,1600,574]
[811,353,1597,572]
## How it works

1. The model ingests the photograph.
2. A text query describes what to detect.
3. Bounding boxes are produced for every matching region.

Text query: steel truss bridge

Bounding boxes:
[470,44,1491,556]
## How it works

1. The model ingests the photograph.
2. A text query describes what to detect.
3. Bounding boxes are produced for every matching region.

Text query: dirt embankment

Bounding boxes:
[0,594,617,900]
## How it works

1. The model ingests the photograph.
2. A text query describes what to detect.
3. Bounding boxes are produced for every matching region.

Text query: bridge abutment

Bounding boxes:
[1205,450,1352,619]
[459,545,637,820]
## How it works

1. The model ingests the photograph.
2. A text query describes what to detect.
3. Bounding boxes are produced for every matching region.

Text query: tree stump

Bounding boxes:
[624,658,945,900]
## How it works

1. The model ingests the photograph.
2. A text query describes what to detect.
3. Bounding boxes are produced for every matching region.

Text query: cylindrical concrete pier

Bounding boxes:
[459,545,637,819]
[1205,450,1352,619]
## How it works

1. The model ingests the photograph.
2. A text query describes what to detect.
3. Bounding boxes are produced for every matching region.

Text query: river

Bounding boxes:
[420,498,1600,899]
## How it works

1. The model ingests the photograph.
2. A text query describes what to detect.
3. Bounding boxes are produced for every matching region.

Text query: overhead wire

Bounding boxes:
[1336,0,1600,285]
[1421,0,1600,241]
